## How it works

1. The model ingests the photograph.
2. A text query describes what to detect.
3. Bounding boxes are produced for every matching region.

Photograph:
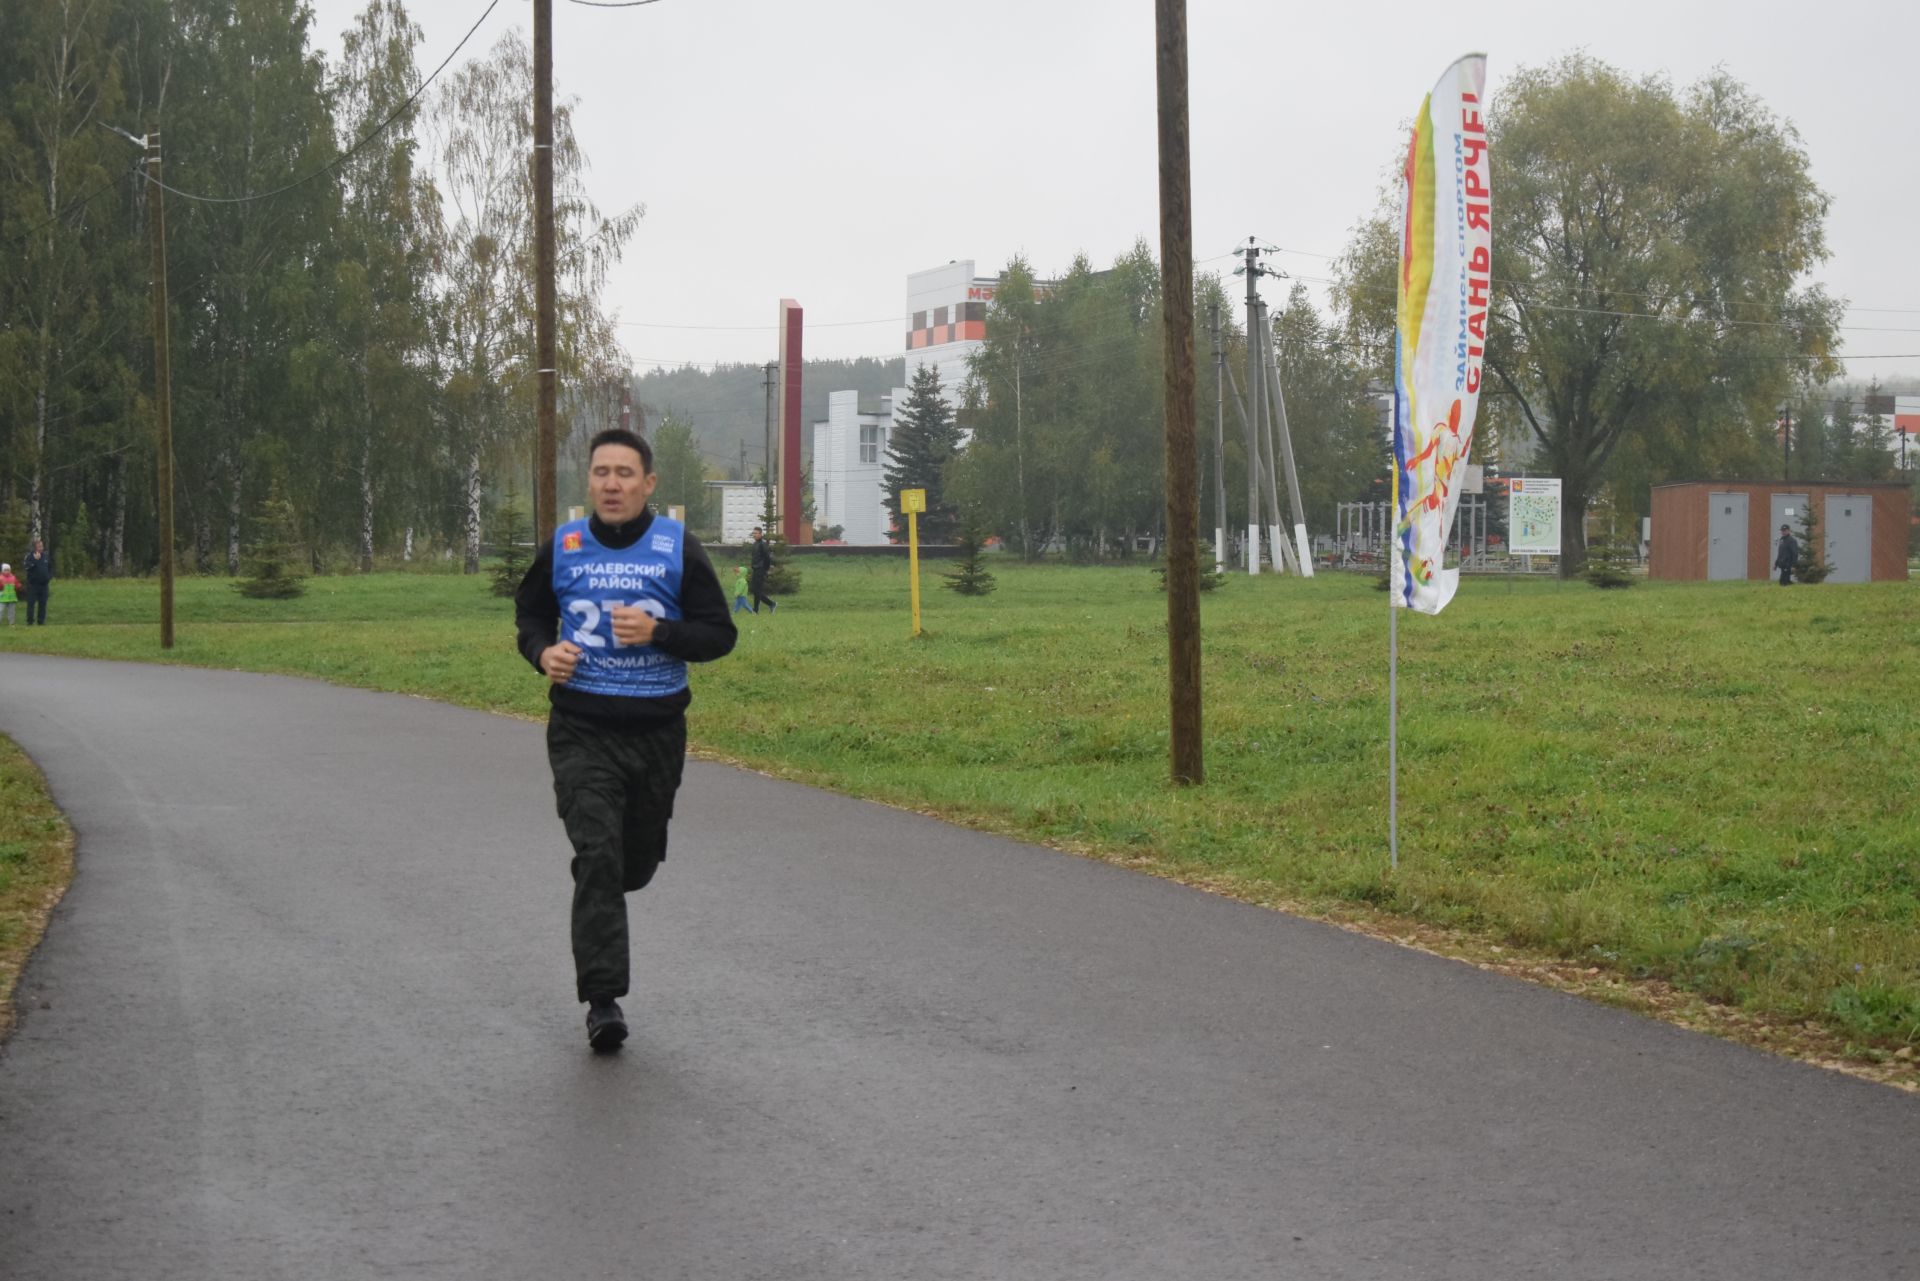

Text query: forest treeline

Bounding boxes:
[2,0,635,575]
[3,4,1894,579]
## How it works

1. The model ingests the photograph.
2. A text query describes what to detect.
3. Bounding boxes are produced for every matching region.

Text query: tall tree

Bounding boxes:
[957,247,1181,559]
[645,413,709,525]
[0,0,134,550]
[1337,56,1842,573]
[325,0,437,572]
[955,257,1049,556]
[882,363,963,543]
[1851,382,1897,479]
[426,30,639,572]
[163,0,340,572]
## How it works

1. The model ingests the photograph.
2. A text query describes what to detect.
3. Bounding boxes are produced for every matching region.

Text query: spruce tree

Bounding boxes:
[489,482,532,598]
[941,511,997,596]
[1793,502,1833,583]
[59,502,96,579]
[1156,542,1224,593]
[755,482,801,596]
[883,364,963,543]
[0,498,29,566]
[1583,489,1637,589]
[234,478,307,599]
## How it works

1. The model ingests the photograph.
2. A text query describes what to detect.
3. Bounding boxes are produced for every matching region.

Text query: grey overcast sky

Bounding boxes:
[306,0,1920,381]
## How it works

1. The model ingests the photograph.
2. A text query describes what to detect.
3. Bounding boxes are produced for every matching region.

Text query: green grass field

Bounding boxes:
[0,736,74,1036]
[3,561,1916,1063]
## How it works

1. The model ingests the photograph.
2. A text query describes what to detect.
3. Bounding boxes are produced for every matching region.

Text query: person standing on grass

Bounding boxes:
[730,565,753,614]
[0,564,17,625]
[514,428,737,1051]
[22,541,50,625]
[1775,523,1798,587]
[748,526,777,615]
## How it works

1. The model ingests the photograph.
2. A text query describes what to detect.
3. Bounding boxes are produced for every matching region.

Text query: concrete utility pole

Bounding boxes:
[1261,311,1312,576]
[1211,302,1226,573]
[1780,404,1791,480]
[1239,240,1263,573]
[1155,0,1203,786]
[533,0,557,541]
[1253,301,1289,573]
[761,363,776,484]
[146,131,175,649]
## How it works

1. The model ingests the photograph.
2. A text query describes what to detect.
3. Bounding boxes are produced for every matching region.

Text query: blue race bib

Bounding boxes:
[552,517,689,698]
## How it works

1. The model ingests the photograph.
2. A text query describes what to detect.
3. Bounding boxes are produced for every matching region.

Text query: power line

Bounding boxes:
[1288,269,1920,337]
[618,271,1919,341]
[1261,241,1920,323]
[145,0,503,206]
[616,315,906,332]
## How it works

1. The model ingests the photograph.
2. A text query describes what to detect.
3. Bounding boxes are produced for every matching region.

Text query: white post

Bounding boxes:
[1389,590,1399,872]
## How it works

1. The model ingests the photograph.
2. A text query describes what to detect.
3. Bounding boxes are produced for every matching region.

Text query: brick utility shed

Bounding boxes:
[1649,480,1912,582]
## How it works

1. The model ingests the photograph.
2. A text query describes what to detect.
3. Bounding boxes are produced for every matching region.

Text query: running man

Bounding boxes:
[515,428,737,1049]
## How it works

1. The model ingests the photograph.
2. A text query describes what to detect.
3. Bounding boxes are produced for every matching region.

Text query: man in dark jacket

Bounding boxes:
[1774,523,1798,586]
[748,525,777,614]
[22,540,51,625]
[515,428,737,1049]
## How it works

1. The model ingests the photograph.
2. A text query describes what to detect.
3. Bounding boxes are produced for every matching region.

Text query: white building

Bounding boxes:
[905,260,995,406]
[809,261,1007,546]
[811,390,901,545]
[707,482,771,544]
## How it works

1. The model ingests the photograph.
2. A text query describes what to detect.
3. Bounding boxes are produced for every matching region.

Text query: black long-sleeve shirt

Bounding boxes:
[515,508,737,721]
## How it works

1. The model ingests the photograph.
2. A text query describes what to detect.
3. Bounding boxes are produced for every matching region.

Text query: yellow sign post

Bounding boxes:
[901,488,926,636]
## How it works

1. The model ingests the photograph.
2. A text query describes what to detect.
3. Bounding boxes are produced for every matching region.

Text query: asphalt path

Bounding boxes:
[0,655,1913,1280]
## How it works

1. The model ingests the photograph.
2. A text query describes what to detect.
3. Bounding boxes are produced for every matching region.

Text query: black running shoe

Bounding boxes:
[586,999,628,1051]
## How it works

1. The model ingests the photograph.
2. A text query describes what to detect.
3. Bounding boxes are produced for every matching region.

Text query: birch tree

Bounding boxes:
[427,29,639,572]
[0,0,127,548]
[330,0,436,571]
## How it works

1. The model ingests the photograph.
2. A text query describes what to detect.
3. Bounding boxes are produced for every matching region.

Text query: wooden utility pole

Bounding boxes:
[1155,0,1203,786]
[146,132,175,649]
[533,0,558,540]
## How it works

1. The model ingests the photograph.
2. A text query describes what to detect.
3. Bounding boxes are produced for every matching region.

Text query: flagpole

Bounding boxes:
[1389,583,1399,872]
[1389,384,1401,873]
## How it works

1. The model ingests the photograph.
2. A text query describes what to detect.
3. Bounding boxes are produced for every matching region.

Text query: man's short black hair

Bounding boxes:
[589,427,653,473]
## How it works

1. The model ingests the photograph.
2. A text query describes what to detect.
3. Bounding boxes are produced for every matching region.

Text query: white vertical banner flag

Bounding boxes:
[1391,54,1491,615]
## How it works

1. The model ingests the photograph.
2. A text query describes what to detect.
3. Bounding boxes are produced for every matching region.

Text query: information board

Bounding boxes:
[1508,478,1563,555]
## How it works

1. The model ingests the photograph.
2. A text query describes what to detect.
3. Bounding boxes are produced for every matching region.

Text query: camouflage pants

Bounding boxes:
[547,708,687,1002]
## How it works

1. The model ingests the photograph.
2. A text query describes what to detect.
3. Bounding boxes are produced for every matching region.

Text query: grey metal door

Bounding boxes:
[1708,492,1748,580]
[1770,493,1809,542]
[1825,494,1872,583]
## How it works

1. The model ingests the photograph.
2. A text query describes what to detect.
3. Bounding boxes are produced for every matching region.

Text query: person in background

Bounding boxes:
[23,540,50,624]
[0,563,17,625]
[731,565,753,614]
[1774,522,1798,587]
[748,526,778,615]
